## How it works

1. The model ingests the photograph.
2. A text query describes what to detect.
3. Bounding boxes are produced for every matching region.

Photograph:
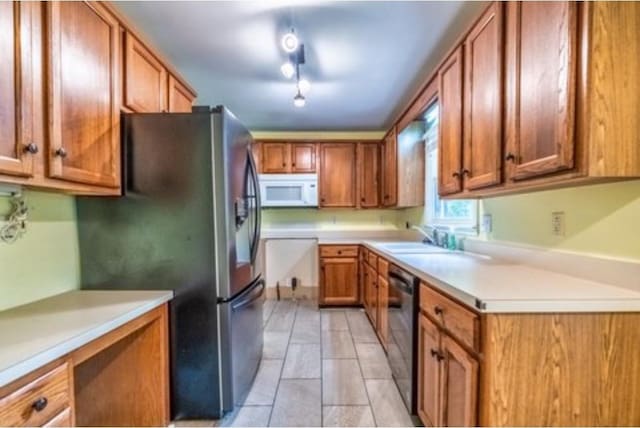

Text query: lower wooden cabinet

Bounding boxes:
[418,313,441,427]
[319,245,359,306]
[376,273,389,348]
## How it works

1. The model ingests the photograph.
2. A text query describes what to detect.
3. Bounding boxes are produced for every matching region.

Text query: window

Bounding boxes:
[424,103,478,231]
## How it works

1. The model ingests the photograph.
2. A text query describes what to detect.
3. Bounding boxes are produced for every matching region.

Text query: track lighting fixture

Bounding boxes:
[278,28,311,107]
[293,90,306,108]
[281,30,299,53]
[280,61,295,79]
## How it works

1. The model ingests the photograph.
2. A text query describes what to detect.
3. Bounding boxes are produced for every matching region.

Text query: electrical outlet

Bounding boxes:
[482,214,492,233]
[551,211,565,236]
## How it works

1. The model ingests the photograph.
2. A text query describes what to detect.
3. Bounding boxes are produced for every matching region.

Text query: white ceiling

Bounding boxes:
[114,1,486,131]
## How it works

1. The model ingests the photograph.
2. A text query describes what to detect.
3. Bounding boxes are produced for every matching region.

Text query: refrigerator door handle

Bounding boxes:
[231,278,265,312]
[247,148,261,264]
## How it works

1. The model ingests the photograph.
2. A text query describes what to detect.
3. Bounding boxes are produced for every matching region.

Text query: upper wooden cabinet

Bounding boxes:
[261,142,291,173]
[438,46,464,196]
[0,2,34,178]
[123,32,167,113]
[291,143,316,173]
[381,128,397,206]
[47,1,121,188]
[250,142,262,173]
[504,1,577,181]
[358,142,380,208]
[168,74,196,113]
[319,143,356,207]
[463,2,504,191]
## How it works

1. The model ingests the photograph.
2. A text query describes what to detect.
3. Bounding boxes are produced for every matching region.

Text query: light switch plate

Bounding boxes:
[482,214,492,233]
[551,211,565,236]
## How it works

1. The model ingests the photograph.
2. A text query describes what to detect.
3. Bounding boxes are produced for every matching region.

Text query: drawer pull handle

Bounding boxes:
[32,397,48,412]
[430,349,444,361]
[337,250,342,255]
[24,143,39,154]
[55,147,68,158]
[434,306,444,315]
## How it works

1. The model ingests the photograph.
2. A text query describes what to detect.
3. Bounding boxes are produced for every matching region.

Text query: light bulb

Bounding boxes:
[298,78,311,95]
[280,62,295,79]
[293,92,306,108]
[281,30,299,53]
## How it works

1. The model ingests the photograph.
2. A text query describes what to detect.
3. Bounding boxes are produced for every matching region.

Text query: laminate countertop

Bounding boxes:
[0,290,173,388]
[320,238,640,313]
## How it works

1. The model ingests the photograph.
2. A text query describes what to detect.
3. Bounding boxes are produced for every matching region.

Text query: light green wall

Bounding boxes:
[0,191,79,311]
[481,181,640,261]
[262,208,400,230]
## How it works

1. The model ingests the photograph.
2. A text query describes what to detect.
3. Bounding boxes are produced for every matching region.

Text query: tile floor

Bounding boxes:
[216,298,415,427]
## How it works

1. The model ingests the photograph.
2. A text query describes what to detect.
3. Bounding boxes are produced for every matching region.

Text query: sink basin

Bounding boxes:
[374,242,450,254]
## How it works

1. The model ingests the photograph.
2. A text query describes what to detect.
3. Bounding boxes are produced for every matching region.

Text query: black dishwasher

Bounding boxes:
[387,264,420,415]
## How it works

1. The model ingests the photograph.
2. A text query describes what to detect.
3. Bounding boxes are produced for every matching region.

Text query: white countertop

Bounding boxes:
[313,238,640,313]
[0,290,173,388]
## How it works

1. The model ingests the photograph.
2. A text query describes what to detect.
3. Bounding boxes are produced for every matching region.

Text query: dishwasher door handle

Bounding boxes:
[388,272,414,295]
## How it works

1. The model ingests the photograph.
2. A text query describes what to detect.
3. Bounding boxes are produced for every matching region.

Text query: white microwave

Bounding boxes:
[259,174,318,207]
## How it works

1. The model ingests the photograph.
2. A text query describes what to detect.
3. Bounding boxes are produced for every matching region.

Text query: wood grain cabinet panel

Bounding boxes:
[438,46,464,196]
[358,142,380,208]
[46,1,121,188]
[440,335,478,427]
[262,142,291,173]
[167,74,195,113]
[418,313,441,427]
[43,408,72,427]
[124,32,167,113]
[366,264,378,325]
[381,128,397,206]
[376,274,389,347]
[504,1,578,181]
[319,143,356,207]
[463,2,503,190]
[291,143,316,173]
[250,142,262,173]
[319,257,359,306]
[0,2,35,177]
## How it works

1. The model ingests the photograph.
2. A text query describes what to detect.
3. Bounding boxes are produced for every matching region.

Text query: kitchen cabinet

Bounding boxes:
[438,46,464,196]
[261,142,291,173]
[376,273,389,348]
[319,143,356,207]
[504,1,577,181]
[250,142,262,173]
[463,2,503,191]
[291,143,316,173]
[47,1,121,188]
[366,263,378,325]
[318,245,359,306]
[381,128,397,206]
[418,313,441,427]
[358,142,380,208]
[440,335,478,427]
[167,74,196,113]
[123,32,167,113]
[0,2,34,178]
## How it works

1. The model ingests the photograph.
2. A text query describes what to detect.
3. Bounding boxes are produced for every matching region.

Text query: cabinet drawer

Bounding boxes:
[0,363,71,427]
[420,283,479,351]
[368,251,378,268]
[43,408,72,427]
[320,245,359,258]
[377,257,389,277]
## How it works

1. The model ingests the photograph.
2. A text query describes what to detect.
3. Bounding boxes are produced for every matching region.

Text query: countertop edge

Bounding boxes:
[0,291,173,388]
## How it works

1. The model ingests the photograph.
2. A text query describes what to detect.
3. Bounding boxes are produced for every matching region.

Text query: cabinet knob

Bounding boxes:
[321,198,325,203]
[431,349,444,361]
[282,162,286,167]
[361,198,365,202]
[55,147,68,158]
[434,306,444,315]
[292,163,296,167]
[24,143,39,154]
[505,152,516,162]
[32,397,48,412]
[337,250,342,255]
[452,172,461,178]
[462,169,470,176]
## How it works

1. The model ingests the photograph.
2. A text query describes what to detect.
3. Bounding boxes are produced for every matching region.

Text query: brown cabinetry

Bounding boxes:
[123,32,167,113]
[319,143,356,207]
[0,2,34,178]
[319,245,359,306]
[291,143,316,173]
[418,313,441,427]
[381,128,397,206]
[358,142,380,208]
[47,1,121,188]
[259,141,317,174]
[167,74,196,113]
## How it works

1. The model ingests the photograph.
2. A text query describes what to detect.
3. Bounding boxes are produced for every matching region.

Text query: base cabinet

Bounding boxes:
[318,245,359,306]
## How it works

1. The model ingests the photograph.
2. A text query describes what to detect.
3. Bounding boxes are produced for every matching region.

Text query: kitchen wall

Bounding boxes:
[0,191,79,311]
[399,180,640,262]
[262,208,400,230]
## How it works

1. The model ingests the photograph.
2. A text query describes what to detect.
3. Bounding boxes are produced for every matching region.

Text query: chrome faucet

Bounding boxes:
[411,225,437,245]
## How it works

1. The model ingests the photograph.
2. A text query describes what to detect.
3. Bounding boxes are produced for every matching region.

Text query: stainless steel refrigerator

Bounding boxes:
[76,106,263,420]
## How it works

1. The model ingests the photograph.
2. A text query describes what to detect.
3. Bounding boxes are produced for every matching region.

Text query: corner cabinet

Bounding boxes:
[47,1,121,188]
[123,32,167,113]
[0,2,35,178]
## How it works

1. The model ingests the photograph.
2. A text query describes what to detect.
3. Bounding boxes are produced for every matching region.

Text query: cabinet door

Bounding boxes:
[319,257,359,306]
[359,143,380,208]
[124,32,167,112]
[168,75,195,113]
[291,143,316,173]
[382,128,397,206]
[251,142,262,173]
[418,313,441,427]
[0,2,34,177]
[377,274,389,347]
[440,335,478,427]
[438,46,464,196]
[504,1,577,181]
[319,143,356,207]
[463,3,503,190]
[262,142,291,173]
[47,2,120,188]
[367,264,378,325]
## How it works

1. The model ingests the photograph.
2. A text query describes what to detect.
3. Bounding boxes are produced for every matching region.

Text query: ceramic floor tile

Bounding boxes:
[355,343,392,379]
[290,319,321,344]
[282,343,321,379]
[322,359,369,405]
[322,330,356,359]
[263,299,277,326]
[365,379,414,427]
[295,302,321,323]
[321,311,349,331]
[322,406,376,427]
[244,359,283,405]
[176,420,216,427]
[269,379,322,427]
[219,406,272,427]
[265,309,295,332]
[345,311,379,343]
[263,331,290,359]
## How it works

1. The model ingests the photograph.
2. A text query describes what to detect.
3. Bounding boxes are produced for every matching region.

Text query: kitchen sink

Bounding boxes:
[375,242,451,254]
